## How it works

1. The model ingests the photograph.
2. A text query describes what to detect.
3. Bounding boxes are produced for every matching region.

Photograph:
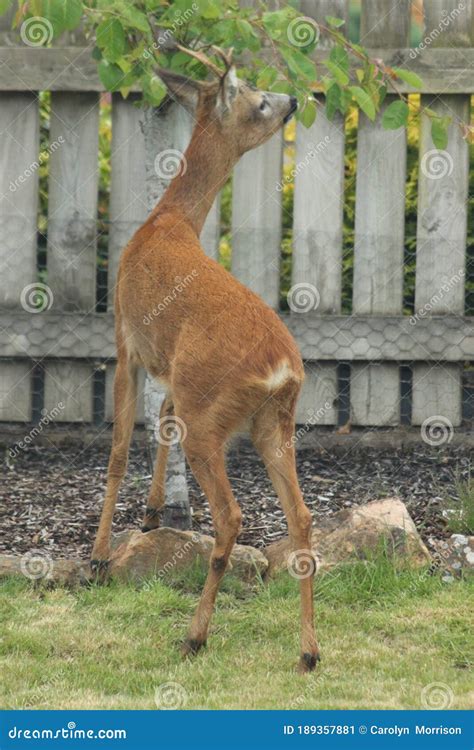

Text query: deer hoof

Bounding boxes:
[90,559,110,581]
[299,652,321,673]
[181,638,207,658]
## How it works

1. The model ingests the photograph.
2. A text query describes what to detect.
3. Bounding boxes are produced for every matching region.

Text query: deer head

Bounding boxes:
[158,47,297,157]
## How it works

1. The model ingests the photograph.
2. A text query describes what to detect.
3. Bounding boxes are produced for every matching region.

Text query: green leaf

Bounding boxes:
[350,86,376,121]
[269,79,292,95]
[142,73,167,106]
[300,97,317,128]
[324,60,349,86]
[329,44,348,73]
[338,88,352,115]
[120,5,150,33]
[236,18,257,43]
[381,100,409,129]
[392,67,423,90]
[30,0,82,35]
[282,47,316,81]
[262,10,289,41]
[98,60,126,91]
[0,0,13,14]
[257,67,277,90]
[325,15,345,28]
[431,118,449,149]
[325,82,341,120]
[91,45,102,61]
[96,19,126,63]
[199,0,220,20]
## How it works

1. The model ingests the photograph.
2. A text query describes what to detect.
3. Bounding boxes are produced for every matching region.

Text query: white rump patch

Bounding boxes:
[264,360,294,390]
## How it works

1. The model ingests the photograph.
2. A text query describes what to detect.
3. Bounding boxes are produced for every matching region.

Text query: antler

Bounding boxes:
[147,17,225,78]
[211,46,234,71]
[175,43,224,78]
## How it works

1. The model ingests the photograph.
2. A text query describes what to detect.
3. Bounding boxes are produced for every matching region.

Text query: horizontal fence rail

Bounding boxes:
[0,46,473,94]
[0,0,473,430]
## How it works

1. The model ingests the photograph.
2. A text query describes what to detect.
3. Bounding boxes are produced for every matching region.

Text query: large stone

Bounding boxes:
[264,498,431,577]
[0,553,89,586]
[109,527,268,583]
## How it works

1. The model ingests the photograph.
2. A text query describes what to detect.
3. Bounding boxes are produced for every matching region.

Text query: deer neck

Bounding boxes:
[155,122,236,236]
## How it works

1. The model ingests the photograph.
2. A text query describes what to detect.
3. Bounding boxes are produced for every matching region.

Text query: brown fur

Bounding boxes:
[91,67,319,671]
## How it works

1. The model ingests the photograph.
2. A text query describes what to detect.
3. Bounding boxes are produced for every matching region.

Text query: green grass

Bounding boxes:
[0,558,472,710]
[442,469,474,536]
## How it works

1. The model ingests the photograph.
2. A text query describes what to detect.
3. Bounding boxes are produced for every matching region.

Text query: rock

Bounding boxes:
[431,534,474,579]
[264,498,431,577]
[0,553,89,586]
[109,527,268,583]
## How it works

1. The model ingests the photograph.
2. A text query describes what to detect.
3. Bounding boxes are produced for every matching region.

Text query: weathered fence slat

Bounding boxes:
[231,133,283,309]
[0,92,39,421]
[350,0,410,426]
[411,0,472,427]
[293,0,347,426]
[105,94,148,424]
[200,195,221,262]
[43,92,100,421]
[107,94,147,304]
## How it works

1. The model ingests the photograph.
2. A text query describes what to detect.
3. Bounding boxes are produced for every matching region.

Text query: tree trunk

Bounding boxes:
[141,102,192,530]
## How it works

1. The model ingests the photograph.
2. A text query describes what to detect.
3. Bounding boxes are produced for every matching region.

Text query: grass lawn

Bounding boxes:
[0,558,472,710]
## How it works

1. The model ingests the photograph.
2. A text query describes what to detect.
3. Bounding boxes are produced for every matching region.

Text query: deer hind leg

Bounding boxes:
[142,393,174,532]
[252,394,319,673]
[180,431,242,656]
[91,356,138,573]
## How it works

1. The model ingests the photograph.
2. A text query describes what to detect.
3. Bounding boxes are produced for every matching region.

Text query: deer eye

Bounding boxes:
[259,99,267,111]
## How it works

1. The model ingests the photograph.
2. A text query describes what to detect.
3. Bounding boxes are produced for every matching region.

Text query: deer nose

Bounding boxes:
[284,97,298,123]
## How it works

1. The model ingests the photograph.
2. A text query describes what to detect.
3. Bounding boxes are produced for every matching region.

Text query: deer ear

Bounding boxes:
[158,69,201,111]
[216,66,238,118]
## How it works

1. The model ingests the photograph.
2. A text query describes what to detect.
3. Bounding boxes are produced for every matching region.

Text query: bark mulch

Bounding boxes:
[0,441,471,560]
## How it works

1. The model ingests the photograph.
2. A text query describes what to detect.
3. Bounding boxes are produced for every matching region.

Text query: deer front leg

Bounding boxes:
[142,394,173,532]
[91,358,138,574]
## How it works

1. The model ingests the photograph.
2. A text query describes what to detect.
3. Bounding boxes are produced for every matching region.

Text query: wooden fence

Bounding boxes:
[0,0,473,431]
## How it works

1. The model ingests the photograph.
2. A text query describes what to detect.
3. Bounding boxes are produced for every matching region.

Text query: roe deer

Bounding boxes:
[91,47,319,672]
